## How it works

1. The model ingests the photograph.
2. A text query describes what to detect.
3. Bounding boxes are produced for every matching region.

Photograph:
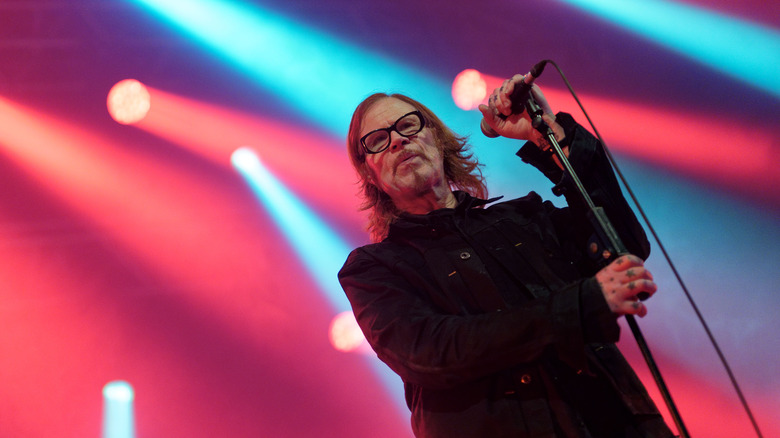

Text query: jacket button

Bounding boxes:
[520,374,532,384]
[459,251,471,260]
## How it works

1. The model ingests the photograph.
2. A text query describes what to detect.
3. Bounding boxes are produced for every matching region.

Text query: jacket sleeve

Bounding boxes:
[338,245,618,389]
[517,112,650,261]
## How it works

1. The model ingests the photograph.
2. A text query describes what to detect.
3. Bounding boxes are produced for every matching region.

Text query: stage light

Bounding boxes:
[329,310,369,353]
[103,381,135,403]
[452,69,488,111]
[107,79,151,125]
[102,381,135,438]
[231,146,261,171]
[231,147,352,311]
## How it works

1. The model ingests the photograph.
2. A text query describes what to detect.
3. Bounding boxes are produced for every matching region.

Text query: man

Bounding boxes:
[338,75,675,437]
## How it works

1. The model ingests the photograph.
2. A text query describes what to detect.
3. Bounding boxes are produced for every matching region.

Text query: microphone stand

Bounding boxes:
[523,96,690,438]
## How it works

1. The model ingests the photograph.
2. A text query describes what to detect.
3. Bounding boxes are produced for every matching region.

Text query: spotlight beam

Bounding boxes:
[231,147,408,416]
[231,147,351,311]
[556,0,780,98]
[128,0,459,138]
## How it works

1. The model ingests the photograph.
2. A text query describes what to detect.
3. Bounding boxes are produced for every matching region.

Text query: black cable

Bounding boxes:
[541,59,764,438]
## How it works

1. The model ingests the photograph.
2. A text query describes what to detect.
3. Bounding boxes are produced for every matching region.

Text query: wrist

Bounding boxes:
[531,118,566,152]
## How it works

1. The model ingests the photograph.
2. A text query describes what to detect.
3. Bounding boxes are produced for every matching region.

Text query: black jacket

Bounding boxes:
[339,114,674,437]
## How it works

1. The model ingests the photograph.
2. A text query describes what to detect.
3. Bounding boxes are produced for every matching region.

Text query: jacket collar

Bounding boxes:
[386,191,502,240]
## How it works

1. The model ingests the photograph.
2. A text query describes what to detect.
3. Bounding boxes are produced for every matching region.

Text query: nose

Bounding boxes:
[388,130,409,152]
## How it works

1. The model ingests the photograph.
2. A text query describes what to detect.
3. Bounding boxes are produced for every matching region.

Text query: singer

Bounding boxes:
[338,75,675,438]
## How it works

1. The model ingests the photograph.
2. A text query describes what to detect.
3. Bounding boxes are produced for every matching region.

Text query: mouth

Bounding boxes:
[397,152,419,165]
[392,152,420,176]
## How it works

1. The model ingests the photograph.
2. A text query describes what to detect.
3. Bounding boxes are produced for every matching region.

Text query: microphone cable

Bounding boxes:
[539,59,764,438]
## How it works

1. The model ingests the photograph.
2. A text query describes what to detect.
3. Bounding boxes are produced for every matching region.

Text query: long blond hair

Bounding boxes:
[346,93,487,242]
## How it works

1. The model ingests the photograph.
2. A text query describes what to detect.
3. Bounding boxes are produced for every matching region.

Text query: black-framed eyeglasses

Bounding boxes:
[360,111,425,155]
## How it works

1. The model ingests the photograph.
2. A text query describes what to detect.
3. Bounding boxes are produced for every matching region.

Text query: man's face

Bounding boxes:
[360,98,447,208]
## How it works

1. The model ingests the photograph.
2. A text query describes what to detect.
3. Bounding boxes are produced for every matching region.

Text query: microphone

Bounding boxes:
[480,60,548,138]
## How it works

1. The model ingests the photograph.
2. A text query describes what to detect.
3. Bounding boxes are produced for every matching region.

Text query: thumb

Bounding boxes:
[478,104,491,120]
[478,104,501,130]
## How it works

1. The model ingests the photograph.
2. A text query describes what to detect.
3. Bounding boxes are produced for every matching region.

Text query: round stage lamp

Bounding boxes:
[107,79,151,125]
[329,310,367,353]
[102,380,135,438]
[452,69,487,111]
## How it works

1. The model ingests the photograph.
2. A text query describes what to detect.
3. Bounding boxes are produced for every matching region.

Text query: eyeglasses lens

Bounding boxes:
[364,112,423,153]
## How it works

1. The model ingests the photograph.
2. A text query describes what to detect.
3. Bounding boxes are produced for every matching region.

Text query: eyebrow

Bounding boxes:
[365,111,414,132]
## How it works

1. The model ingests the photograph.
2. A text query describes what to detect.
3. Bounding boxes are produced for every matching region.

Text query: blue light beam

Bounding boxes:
[231,147,352,311]
[102,381,135,438]
[128,0,460,138]
[557,0,780,99]
[231,147,408,415]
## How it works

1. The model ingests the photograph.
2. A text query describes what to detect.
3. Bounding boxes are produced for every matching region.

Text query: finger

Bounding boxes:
[620,279,657,300]
[496,79,511,97]
[611,254,644,271]
[623,266,653,282]
[479,104,502,132]
[627,299,648,318]
[496,83,513,116]
[503,75,523,96]
[498,76,523,116]
[606,294,647,317]
[478,104,492,122]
